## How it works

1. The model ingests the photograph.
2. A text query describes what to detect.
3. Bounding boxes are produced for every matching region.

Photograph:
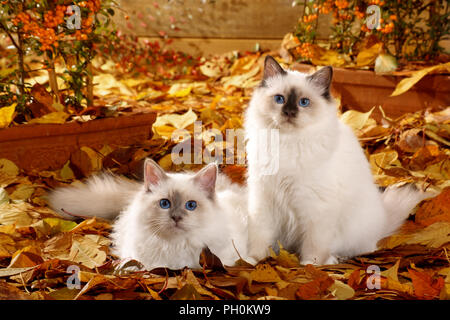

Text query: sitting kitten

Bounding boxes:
[49,159,248,270]
[245,56,430,265]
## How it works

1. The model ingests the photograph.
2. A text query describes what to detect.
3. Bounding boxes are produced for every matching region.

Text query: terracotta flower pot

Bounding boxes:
[292,63,450,120]
[0,112,157,173]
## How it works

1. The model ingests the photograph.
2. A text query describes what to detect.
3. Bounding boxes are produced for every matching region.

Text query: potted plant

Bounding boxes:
[0,0,158,173]
[285,0,449,118]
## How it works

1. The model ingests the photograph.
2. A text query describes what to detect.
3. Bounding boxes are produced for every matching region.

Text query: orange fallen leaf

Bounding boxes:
[415,187,450,227]
[296,265,334,300]
[408,269,445,300]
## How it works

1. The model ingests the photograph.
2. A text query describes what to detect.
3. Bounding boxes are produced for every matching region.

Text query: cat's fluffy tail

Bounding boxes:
[380,184,434,237]
[48,173,141,220]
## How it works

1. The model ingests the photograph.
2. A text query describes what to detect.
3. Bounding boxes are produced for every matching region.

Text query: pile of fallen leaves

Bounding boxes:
[0,49,449,299]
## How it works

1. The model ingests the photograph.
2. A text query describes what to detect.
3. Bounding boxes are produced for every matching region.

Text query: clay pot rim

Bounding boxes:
[0,111,157,143]
[291,62,450,91]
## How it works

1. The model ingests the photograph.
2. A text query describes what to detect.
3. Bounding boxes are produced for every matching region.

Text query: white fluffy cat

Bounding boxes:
[49,159,248,270]
[245,56,430,265]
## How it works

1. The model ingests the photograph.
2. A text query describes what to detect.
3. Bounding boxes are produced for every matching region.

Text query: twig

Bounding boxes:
[61,208,91,220]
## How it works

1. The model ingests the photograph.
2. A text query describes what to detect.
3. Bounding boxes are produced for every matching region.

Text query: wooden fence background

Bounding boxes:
[113,0,449,56]
[113,0,331,55]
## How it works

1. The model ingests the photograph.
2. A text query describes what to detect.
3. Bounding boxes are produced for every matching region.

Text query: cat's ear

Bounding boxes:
[263,55,286,81]
[144,158,168,191]
[193,163,217,197]
[307,66,333,99]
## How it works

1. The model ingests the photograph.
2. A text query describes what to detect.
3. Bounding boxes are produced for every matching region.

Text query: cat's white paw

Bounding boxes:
[300,259,318,266]
[323,255,338,265]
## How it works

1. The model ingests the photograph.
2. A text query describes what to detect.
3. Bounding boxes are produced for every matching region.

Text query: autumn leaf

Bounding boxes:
[356,42,383,68]
[310,45,347,67]
[249,264,282,283]
[28,111,70,124]
[152,108,197,139]
[408,145,446,171]
[0,103,16,129]
[340,108,376,133]
[414,188,450,226]
[0,281,31,300]
[374,53,398,74]
[409,269,445,300]
[269,242,300,268]
[391,62,450,96]
[0,159,19,177]
[296,265,334,299]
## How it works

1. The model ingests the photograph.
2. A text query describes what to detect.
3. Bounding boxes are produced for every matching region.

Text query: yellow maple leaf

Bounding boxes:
[0,103,16,128]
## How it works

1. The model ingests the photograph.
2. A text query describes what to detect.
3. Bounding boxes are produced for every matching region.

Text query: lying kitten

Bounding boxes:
[245,56,430,265]
[49,159,248,270]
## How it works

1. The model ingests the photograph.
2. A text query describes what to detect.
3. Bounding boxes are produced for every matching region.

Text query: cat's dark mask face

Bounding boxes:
[252,56,334,129]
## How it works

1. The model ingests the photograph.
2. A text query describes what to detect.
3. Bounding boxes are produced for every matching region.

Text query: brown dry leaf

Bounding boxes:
[0,280,31,300]
[249,264,282,283]
[31,217,78,237]
[381,259,401,282]
[269,243,300,268]
[340,108,376,134]
[229,54,259,76]
[58,161,75,181]
[68,234,110,269]
[396,129,426,153]
[8,245,43,268]
[27,112,70,125]
[409,269,445,300]
[414,188,450,226]
[221,65,260,89]
[182,269,218,299]
[381,222,450,249]
[74,274,109,300]
[9,184,35,201]
[329,280,355,300]
[152,108,197,140]
[170,283,204,300]
[0,202,41,227]
[0,159,19,177]
[356,42,383,68]
[347,269,362,290]
[70,217,111,235]
[369,149,399,176]
[391,62,450,97]
[28,84,57,118]
[70,146,103,177]
[408,145,447,171]
[380,277,414,296]
[296,265,334,300]
[0,233,16,259]
[310,45,347,67]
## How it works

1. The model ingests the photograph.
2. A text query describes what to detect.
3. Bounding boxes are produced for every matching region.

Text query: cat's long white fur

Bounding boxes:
[48,164,249,270]
[245,58,432,265]
[48,173,141,220]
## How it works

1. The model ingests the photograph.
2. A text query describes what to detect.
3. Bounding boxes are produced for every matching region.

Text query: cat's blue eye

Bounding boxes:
[159,199,171,209]
[299,98,310,107]
[185,200,197,211]
[274,94,285,104]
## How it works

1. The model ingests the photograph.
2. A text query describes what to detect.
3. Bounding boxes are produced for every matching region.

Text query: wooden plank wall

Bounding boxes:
[113,0,449,56]
[113,0,332,55]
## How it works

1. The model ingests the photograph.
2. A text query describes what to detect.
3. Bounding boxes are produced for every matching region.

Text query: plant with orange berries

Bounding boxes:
[293,0,449,66]
[0,0,117,112]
